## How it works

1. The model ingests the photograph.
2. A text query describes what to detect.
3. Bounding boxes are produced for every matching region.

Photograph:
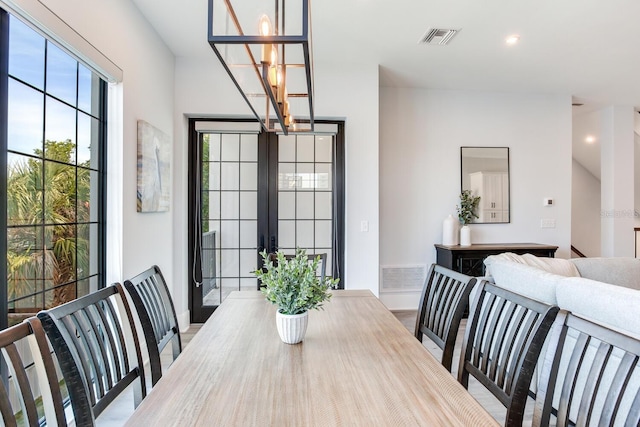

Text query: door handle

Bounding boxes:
[259,235,265,253]
[270,235,277,253]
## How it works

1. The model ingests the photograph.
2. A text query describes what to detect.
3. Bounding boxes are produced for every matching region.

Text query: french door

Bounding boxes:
[188,120,344,323]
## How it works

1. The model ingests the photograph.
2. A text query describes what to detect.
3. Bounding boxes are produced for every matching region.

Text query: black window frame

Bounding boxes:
[0,8,107,331]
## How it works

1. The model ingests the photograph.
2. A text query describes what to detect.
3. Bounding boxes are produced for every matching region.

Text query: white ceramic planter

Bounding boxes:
[460,225,471,246]
[276,310,309,344]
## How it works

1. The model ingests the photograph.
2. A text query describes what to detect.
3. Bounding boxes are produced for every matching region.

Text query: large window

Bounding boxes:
[2,12,106,328]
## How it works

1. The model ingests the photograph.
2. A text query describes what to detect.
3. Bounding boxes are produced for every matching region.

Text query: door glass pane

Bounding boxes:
[277,134,336,277]
[278,192,295,219]
[220,192,239,219]
[201,131,258,308]
[278,135,295,161]
[295,220,314,248]
[239,221,257,248]
[278,220,295,248]
[239,192,257,220]
[296,192,313,219]
[220,163,239,190]
[239,163,257,191]
[240,134,257,161]
[315,220,332,248]
[296,135,314,162]
[315,192,332,219]
[221,134,239,161]
[315,136,332,162]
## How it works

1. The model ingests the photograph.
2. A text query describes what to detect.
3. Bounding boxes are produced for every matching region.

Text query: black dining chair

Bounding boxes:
[533,310,640,427]
[37,283,146,426]
[124,265,182,386]
[414,263,476,372]
[458,281,559,427]
[0,317,67,426]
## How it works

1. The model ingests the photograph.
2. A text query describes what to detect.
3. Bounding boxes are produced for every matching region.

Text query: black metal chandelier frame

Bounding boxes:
[207,0,314,135]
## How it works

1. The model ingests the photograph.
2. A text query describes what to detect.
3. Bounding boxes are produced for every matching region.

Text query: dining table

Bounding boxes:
[125,290,499,426]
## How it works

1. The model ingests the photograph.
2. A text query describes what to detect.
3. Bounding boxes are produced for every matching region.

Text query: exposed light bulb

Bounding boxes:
[259,15,272,36]
[259,15,273,63]
[585,135,596,144]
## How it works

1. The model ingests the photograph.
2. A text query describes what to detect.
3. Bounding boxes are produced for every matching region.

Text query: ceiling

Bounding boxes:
[131,0,640,107]
[131,0,640,179]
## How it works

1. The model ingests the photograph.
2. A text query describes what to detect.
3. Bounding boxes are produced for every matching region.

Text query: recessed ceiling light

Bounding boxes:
[505,35,520,45]
[585,135,596,144]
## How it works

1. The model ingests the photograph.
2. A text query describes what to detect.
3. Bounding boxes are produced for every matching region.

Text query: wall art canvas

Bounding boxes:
[137,120,170,212]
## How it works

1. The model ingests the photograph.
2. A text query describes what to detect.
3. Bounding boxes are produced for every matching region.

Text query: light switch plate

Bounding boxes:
[540,219,556,228]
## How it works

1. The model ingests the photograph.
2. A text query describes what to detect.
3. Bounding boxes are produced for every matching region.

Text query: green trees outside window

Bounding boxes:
[4,13,106,327]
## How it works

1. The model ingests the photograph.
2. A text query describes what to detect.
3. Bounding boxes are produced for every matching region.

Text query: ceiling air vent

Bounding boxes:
[419,28,460,45]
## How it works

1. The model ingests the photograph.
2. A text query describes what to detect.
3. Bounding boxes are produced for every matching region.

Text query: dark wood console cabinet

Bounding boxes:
[434,243,558,277]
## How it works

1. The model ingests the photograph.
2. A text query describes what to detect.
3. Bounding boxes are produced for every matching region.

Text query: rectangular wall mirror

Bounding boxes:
[461,147,510,223]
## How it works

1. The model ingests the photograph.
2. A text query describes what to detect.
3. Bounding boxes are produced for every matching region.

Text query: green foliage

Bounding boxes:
[254,249,339,315]
[7,139,88,311]
[456,190,481,225]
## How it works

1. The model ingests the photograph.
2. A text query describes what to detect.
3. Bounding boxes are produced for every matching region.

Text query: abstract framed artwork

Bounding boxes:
[137,120,170,212]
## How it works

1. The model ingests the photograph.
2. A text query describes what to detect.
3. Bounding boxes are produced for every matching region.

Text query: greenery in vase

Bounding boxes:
[254,249,340,315]
[456,190,481,226]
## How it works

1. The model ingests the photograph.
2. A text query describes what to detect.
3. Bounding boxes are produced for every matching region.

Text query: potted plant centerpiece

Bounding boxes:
[457,190,481,246]
[254,249,339,344]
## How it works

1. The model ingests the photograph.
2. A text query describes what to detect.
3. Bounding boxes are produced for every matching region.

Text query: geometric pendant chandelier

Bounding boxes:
[208,0,314,135]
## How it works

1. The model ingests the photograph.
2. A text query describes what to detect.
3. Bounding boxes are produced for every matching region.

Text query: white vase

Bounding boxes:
[442,214,459,246]
[460,225,471,246]
[276,310,309,344]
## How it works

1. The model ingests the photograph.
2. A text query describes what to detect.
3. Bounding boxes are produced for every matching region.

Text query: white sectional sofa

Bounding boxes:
[482,253,640,339]
[480,253,640,407]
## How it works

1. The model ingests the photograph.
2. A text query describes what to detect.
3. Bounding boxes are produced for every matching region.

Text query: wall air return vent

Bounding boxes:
[419,28,460,45]
[380,265,426,293]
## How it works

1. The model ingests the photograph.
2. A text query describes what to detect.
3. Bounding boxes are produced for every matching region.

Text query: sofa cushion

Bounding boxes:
[486,259,564,305]
[556,276,640,339]
[569,257,640,290]
[484,252,580,278]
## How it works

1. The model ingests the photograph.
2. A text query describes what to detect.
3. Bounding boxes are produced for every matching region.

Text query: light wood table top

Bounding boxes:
[125,290,498,426]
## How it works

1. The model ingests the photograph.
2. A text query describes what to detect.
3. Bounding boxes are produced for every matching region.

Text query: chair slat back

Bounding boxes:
[124,265,181,386]
[414,264,475,371]
[0,318,67,427]
[533,310,640,427]
[37,283,146,425]
[458,282,559,427]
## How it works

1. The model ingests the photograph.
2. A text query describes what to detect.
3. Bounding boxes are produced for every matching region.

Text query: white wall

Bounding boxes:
[572,159,601,256]
[380,88,572,310]
[11,1,180,320]
[600,106,635,257]
[173,58,381,313]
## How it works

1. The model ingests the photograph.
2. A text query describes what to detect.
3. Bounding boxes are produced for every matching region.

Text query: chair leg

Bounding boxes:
[172,336,181,361]
[133,370,143,407]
